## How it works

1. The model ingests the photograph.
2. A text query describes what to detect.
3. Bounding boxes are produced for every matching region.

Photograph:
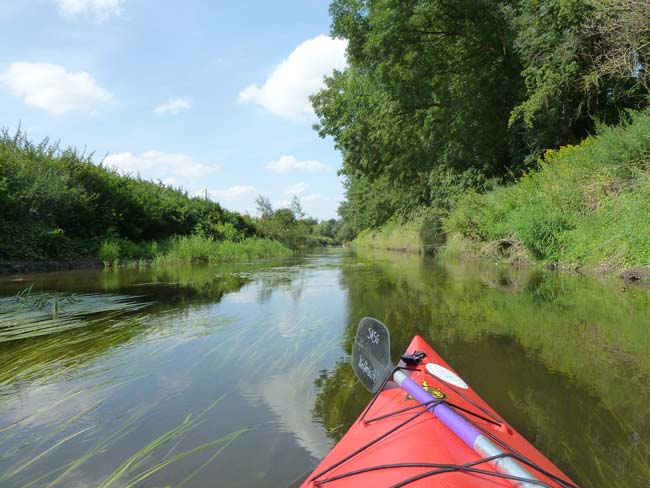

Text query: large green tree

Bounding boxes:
[314,0,524,182]
[314,0,650,236]
[313,0,525,234]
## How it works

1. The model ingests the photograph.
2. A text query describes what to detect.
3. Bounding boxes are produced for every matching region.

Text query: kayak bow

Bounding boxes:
[301,318,578,488]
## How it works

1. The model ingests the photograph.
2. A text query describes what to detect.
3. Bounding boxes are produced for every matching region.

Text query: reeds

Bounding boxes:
[0,291,151,342]
[155,235,290,264]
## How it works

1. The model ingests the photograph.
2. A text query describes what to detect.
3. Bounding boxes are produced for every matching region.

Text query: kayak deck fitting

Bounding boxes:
[301,328,578,488]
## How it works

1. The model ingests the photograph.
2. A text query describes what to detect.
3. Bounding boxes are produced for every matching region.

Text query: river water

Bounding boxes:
[0,249,648,487]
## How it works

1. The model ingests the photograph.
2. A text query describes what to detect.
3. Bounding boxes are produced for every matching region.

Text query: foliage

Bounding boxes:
[311,218,344,245]
[445,109,650,266]
[583,0,650,104]
[254,195,341,248]
[336,175,397,235]
[0,129,255,261]
[313,0,524,229]
[352,207,446,253]
[98,241,121,266]
[505,0,595,150]
[315,0,650,240]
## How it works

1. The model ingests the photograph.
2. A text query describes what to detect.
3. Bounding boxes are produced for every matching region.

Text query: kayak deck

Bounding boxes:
[302,336,577,488]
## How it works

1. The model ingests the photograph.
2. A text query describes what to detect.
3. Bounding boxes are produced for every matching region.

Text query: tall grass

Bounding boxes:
[99,239,163,266]
[444,110,650,268]
[98,241,121,266]
[155,235,290,264]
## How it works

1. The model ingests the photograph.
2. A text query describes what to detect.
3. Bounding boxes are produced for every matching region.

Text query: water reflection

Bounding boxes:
[0,250,648,487]
[314,250,650,487]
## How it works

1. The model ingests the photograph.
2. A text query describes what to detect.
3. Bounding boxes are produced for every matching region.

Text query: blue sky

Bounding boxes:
[0,0,346,220]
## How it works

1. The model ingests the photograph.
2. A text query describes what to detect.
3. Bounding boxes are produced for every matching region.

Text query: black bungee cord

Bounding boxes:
[309,365,579,488]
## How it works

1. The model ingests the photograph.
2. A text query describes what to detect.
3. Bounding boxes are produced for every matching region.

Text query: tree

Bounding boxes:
[255,195,274,218]
[506,0,650,155]
[316,0,650,240]
[583,0,650,99]
[253,195,317,249]
[312,0,525,234]
[314,0,525,183]
[289,195,305,219]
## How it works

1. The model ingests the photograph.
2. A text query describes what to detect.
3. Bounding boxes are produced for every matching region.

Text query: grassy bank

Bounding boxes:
[444,111,650,270]
[352,209,444,254]
[98,235,290,266]
[155,235,290,264]
[355,110,650,272]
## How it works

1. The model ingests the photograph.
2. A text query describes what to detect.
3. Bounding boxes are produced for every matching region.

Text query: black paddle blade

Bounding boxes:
[351,317,393,394]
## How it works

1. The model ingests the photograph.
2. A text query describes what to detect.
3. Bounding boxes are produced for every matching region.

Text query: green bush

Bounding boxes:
[0,129,256,261]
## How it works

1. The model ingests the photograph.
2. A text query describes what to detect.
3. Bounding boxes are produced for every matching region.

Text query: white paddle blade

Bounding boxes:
[351,317,393,393]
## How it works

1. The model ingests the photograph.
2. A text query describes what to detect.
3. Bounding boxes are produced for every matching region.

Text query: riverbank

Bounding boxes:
[0,130,340,268]
[0,259,104,276]
[0,130,258,262]
[352,210,443,254]
[0,236,291,275]
[352,224,650,285]
[352,111,650,283]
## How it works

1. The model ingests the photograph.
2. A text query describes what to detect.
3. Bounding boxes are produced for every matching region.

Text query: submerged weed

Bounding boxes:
[0,292,151,342]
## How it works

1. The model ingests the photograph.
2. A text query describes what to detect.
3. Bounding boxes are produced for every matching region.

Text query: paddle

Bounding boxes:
[351,317,542,487]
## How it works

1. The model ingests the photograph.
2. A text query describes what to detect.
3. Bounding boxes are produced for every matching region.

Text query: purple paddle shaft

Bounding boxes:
[395,371,482,448]
[392,369,541,486]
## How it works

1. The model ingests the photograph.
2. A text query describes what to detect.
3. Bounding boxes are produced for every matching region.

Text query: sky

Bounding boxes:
[0,0,347,220]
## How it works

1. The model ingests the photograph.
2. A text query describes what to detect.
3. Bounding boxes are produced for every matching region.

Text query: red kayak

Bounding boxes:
[301,333,578,488]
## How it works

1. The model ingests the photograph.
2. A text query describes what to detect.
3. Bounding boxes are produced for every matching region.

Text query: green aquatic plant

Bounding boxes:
[96,395,250,488]
[14,285,79,320]
[0,389,250,488]
[0,292,151,342]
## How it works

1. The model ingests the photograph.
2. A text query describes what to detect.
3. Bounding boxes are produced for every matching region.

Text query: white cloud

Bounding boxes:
[104,151,217,187]
[154,98,191,115]
[56,0,124,19]
[201,186,258,215]
[238,35,347,120]
[285,182,307,194]
[273,199,291,209]
[1,62,113,115]
[303,193,322,202]
[207,185,257,201]
[266,155,326,173]
[161,177,177,186]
